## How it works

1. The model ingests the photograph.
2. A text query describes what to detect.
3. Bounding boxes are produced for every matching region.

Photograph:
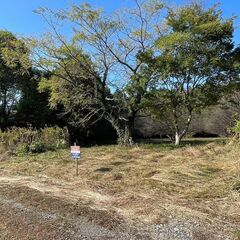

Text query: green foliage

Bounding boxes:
[41,127,68,150]
[230,120,240,138]
[8,1,237,146]
[30,0,165,146]
[29,141,46,154]
[37,48,108,128]
[232,121,240,133]
[15,69,58,128]
[0,31,31,71]
[142,3,236,144]
[16,143,30,155]
[0,30,31,129]
[0,127,69,155]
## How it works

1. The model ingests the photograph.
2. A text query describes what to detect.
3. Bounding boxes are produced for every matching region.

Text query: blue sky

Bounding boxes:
[0,0,239,44]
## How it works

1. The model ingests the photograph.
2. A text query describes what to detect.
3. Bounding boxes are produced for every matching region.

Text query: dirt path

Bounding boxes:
[0,175,138,240]
[0,175,112,206]
[0,174,239,240]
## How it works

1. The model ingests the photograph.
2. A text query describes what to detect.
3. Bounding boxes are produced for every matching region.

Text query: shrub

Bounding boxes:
[231,120,240,137]
[41,127,68,150]
[16,143,30,156]
[29,141,46,153]
[0,126,69,155]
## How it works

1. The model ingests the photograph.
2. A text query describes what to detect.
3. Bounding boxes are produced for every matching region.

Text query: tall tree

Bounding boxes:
[37,47,111,130]
[0,30,30,129]
[15,69,59,128]
[142,3,236,145]
[30,0,165,145]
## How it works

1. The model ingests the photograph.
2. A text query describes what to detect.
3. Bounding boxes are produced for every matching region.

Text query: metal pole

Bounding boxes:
[74,142,78,176]
[76,158,78,176]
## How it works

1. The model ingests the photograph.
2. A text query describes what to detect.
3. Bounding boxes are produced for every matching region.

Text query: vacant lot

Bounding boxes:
[0,139,239,239]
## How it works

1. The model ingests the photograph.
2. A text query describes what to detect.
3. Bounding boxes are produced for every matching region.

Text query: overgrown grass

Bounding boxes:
[0,139,239,226]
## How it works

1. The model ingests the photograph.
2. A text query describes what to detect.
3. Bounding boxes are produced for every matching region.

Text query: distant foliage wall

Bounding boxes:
[135,104,236,139]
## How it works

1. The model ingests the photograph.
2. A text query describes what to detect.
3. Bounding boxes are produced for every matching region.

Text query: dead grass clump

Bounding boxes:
[144,152,165,161]
[0,143,7,154]
[170,170,198,182]
[232,181,240,193]
[190,187,229,199]
[111,161,126,166]
[234,230,240,240]
[202,143,227,156]
[192,229,214,240]
[196,166,222,179]
[153,214,169,224]
[0,151,11,162]
[112,173,123,180]
[0,142,12,162]
[178,147,206,158]
[144,171,159,178]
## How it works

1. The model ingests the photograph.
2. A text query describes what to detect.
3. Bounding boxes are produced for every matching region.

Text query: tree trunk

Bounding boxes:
[174,132,181,146]
[174,113,192,146]
[0,90,8,130]
[116,120,134,146]
[106,115,135,146]
[126,115,135,142]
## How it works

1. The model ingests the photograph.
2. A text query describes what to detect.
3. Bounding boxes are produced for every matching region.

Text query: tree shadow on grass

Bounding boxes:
[95,167,112,173]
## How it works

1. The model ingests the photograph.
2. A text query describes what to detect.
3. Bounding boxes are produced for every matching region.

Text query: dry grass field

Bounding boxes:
[0,139,239,239]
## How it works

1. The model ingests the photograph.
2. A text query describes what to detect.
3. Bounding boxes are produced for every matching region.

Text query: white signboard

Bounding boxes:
[71,146,81,159]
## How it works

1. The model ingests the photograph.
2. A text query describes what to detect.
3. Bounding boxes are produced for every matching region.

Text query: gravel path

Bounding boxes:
[0,194,138,239]
[0,175,238,240]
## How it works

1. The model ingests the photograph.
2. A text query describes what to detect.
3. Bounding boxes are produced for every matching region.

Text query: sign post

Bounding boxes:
[76,158,79,176]
[71,144,81,176]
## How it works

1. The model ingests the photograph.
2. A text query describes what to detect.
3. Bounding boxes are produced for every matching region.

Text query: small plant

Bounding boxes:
[231,120,240,138]
[30,141,46,153]
[16,143,30,156]
[41,127,68,150]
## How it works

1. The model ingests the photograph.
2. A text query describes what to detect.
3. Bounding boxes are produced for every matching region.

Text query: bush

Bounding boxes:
[41,127,68,150]
[231,120,240,137]
[30,141,46,153]
[0,126,69,155]
[16,143,30,156]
